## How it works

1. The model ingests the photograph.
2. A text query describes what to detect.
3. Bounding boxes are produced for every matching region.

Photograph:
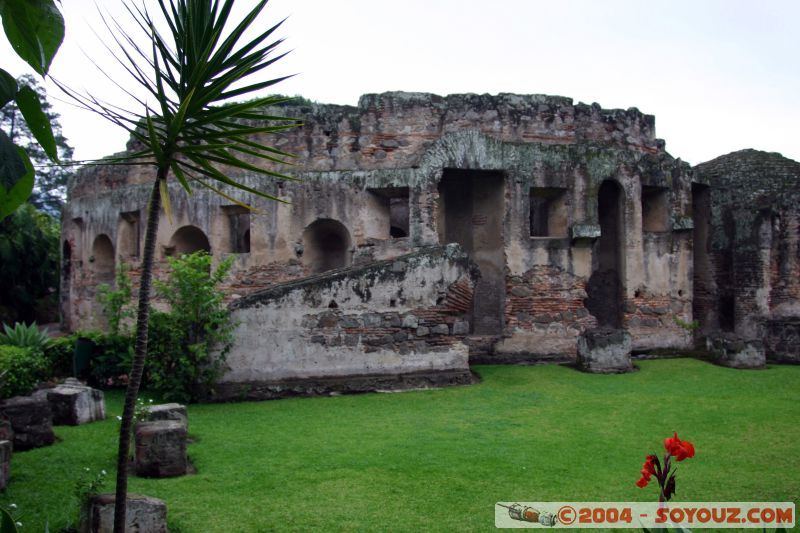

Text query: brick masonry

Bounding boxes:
[61,93,800,393]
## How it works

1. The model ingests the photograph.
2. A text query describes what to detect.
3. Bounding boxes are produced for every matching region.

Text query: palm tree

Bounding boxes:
[58,1,298,530]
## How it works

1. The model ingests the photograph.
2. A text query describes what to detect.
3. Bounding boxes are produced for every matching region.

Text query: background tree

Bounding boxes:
[58,1,299,529]
[0,0,65,220]
[0,202,60,324]
[1,75,74,215]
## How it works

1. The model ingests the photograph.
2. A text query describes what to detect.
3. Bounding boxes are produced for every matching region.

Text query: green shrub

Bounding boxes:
[81,332,134,388]
[0,345,47,398]
[96,262,134,335]
[0,322,52,352]
[44,335,76,378]
[147,252,235,402]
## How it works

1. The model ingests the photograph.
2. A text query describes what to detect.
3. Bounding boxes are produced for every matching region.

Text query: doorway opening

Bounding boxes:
[438,168,505,334]
[585,180,625,328]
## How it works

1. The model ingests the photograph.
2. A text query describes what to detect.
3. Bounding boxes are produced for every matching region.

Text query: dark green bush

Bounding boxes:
[44,335,76,378]
[0,345,47,398]
[64,331,134,388]
[84,332,134,388]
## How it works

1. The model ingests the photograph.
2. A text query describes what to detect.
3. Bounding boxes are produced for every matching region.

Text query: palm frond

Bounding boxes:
[60,0,298,205]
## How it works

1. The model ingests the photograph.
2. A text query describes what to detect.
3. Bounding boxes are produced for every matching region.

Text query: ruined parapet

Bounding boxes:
[0,440,10,490]
[707,334,766,369]
[764,319,800,363]
[68,92,662,198]
[147,403,188,429]
[81,494,168,533]
[217,244,478,400]
[694,150,800,345]
[576,328,634,373]
[0,395,55,451]
[46,379,106,425]
[134,420,188,478]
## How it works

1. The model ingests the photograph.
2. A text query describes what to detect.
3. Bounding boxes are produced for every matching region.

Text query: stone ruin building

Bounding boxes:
[61,92,800,398]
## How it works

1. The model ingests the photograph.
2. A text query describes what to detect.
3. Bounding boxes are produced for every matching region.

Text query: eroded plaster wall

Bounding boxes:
[216,245,476,399]
[694,149,800,361]
[65,92,699,366]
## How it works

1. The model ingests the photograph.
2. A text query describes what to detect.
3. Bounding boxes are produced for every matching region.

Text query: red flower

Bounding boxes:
[636,454,658,488]
[664,432,695,461]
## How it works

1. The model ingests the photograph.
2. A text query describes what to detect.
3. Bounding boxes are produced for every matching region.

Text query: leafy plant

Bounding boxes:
[0,345,47,398]
[0,0,65,220]
[635,432,696,501]
[96,262,134,335]
[673,316,700,333]
[56,0,299,527]
[73,467,108,530]
[0,321,52,352]
[43,334,75,378]
[134,396,153,423]
[148,251,235,402]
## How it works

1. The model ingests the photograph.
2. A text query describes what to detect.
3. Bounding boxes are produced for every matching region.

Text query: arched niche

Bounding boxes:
[302,219,351,274]
[168,225,211,256]
[117,211,140,259]
[91,234,115,283]
[585,179,625,328]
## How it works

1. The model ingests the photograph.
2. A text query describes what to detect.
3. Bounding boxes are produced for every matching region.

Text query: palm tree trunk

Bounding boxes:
[113,171,166,533]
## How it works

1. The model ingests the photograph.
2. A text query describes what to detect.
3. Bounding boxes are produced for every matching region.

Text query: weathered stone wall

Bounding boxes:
[216,245,476,399]
[694,150,800,359]
[62,91,732,380]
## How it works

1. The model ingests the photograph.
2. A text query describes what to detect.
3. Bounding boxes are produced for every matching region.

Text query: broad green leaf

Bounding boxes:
[0,144,35,221]
[0,128,26,190]
[15,85,58,161]
[0,506,19,532]
[0,0,64,76]
[0,68,17,108]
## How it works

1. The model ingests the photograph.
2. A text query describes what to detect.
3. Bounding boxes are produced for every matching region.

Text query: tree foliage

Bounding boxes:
[0,0,65,220]
[0,75,73,215]
[0,202,59,324]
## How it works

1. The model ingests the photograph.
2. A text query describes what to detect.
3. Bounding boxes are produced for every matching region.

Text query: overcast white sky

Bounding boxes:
[2,0,798,165]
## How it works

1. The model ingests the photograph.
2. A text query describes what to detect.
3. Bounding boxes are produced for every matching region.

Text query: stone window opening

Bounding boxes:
[118,210,140,259]
[302,218,352,274]
[166,225,211,257]
[529,187,568,238]
[368,187,410,239]
[91,234,115,284]
[222,206,251,253]
[641,186,670,232]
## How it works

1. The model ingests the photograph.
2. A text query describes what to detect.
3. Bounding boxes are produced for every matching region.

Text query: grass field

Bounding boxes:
[1,358,798,532]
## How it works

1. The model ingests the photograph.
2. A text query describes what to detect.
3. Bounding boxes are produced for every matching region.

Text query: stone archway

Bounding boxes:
[91,234,115,284]
[302,219,351,274]
[169,225,211,256]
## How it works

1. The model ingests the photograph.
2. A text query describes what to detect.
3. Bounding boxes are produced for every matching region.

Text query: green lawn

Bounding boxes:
[2,359,799,532]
